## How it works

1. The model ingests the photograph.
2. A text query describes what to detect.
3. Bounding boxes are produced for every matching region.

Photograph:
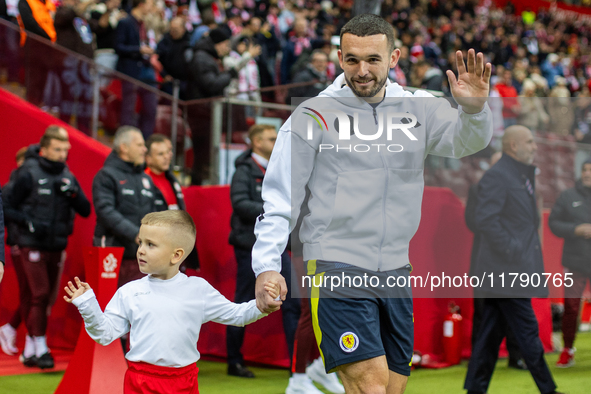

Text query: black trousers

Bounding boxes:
[226,247,301,366]
[472,297,522,361]
[464,298,556,394]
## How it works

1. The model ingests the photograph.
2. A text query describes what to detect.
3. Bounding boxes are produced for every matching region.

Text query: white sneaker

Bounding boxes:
[306,358,345,394]
[0,324,18,356]
[286,375,324,394]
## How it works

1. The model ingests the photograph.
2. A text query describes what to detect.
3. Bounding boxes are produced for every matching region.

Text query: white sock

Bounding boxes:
[292,373,307,381]
[1,323,16,335]
[23,335,36,358]
[33,336,49,357]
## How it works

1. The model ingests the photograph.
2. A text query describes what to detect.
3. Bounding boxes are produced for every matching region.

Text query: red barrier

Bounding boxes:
[54,247,127,394]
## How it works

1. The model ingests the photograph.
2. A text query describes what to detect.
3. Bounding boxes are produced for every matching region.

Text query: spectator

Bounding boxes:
[226,124,300,378]
[156,16,191,97]
[496,69,521,128]
[4,126,91,369]
[518,78,549,133]
[187,27,237,185]
[114,0,158,139]
[413,60,445,92]
[17,0,56,43]
[548,76,574,136]
[89,0,126,71]
[53,0,94,134]
[54,0,94,59]
[223,35,262,118]
[465,126,561,394]
[189,6,216,47]
[541,53,564,89]
[18,0,57,107]
[242,17,280,97]
[280,17,311,84]
[92,126,157,288]
[143,0,167,44]
[548,158,591,368]
[286,49,330,102]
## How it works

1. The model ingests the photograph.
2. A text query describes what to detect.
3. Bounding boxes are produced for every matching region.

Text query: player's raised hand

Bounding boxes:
[63,277,91,303]
[446,49,492,114]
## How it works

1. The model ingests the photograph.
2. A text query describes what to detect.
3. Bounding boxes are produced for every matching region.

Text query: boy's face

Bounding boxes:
[137,225,182,280]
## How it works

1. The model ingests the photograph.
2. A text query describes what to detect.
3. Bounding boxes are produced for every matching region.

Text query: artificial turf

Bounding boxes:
[2,332,589,394]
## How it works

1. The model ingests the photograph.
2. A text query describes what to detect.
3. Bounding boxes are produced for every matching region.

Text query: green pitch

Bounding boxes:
[2,332,590,393]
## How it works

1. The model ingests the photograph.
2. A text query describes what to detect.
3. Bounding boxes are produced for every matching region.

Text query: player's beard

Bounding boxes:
[345,72,388,98]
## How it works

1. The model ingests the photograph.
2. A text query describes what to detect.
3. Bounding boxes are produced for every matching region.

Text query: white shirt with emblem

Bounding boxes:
[72,272,265,367]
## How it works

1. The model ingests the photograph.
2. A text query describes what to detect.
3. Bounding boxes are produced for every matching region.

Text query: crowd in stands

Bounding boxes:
[4,0,591,183]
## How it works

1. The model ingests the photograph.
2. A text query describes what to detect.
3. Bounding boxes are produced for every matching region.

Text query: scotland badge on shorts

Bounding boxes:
[339,332,359,353]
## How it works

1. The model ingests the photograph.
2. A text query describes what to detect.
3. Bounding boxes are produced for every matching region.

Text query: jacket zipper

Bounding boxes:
[377,153,388,272]
[365,100,385,270]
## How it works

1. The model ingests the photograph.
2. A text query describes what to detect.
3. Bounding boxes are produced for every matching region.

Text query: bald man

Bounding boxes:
[465,151,526,371]
[464,126,562,394]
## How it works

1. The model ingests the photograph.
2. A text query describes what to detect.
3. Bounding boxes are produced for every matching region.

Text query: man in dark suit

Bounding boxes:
[464,126,562,394]
[465,151,526,370]
[114,0,157,139]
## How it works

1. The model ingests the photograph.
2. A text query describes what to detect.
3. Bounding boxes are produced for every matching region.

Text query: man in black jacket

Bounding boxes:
[548,158,591,368]
[464,126,561,394]
[226,124,300,378]
[93,126,157,287]
[156,16,191,97]
[4,126,91,370]
[465,151,526,370]
[187,27,237,185]
[287,50,330,103]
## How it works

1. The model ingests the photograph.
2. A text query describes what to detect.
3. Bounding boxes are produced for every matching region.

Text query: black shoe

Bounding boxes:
[36,352,54,369]
[508,358,528,370]
[227,363,255,378]
[19,353,38,368]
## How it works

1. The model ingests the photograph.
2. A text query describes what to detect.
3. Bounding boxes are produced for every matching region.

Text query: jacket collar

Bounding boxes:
[104,151,144,174]
[500,154,536,178]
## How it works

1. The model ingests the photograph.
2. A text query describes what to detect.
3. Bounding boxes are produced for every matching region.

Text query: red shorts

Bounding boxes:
[124,361,199,394]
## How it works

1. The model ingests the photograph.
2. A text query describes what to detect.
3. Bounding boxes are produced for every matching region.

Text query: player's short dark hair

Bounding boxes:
[146,133,171,154]
[340,14,395,53]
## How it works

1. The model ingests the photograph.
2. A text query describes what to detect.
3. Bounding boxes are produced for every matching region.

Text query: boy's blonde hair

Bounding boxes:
[141,211,196,255]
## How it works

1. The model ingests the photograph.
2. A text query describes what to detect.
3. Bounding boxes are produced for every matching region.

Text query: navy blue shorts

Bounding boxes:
[307,261,414,376]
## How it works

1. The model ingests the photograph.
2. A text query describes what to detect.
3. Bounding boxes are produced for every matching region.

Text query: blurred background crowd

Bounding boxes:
[3,0,591,193]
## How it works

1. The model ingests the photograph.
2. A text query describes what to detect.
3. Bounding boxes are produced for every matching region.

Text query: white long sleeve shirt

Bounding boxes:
[72,272,265,367]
